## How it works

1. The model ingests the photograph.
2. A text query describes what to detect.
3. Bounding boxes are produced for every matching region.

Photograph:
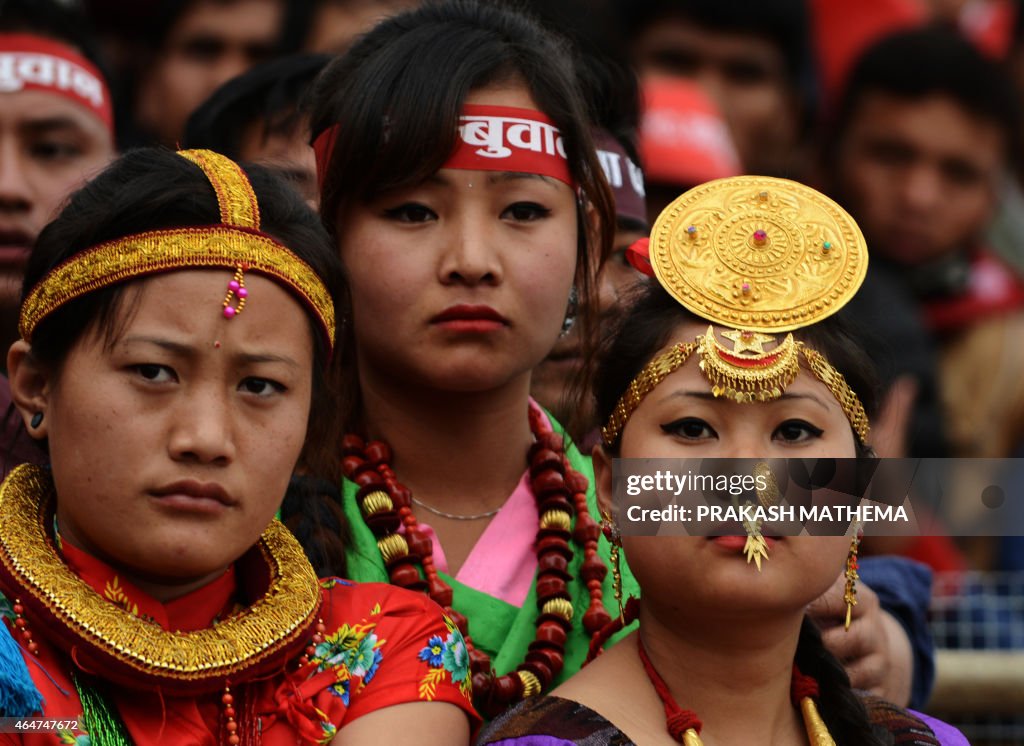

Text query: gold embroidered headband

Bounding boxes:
[19,149,336,352]
[602,175,870,446]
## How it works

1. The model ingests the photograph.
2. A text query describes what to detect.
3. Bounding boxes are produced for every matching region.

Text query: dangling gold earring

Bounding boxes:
[600,510,624,622]
[844,530,861,631]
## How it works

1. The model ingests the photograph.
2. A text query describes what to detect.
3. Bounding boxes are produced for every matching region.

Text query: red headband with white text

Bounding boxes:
[0,33,113,132]
[313,104,575,190]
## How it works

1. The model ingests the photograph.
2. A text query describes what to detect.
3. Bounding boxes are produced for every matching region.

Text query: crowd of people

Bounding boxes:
[0,0,1020,743]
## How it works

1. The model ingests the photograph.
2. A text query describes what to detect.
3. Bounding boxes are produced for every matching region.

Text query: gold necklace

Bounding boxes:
[0,464,322,695]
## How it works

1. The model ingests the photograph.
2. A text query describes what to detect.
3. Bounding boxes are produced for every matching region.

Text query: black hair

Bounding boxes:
[22,147,349,576]
[594,282,880,457]
[511,0,641,166]
[593,284,888,745]
[824,25,1020,171]
[308,0,615,436]
[793,618,892,745]
[183,53,331,158]
[611,0,816,109]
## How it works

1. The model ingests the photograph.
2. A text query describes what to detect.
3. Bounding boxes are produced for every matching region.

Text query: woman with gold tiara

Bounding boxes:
[479,176,966,745]
[0,149,477,744]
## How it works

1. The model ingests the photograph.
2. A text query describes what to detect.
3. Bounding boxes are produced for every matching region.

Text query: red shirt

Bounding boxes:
[1,539,478,744]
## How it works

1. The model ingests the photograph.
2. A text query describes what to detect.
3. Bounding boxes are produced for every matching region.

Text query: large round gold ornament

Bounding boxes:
[649,175,867,332]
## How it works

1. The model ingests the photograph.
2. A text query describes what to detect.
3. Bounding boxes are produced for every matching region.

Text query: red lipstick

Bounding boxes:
[431,304,508,332]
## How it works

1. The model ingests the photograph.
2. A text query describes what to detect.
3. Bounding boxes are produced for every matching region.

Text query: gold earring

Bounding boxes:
[843,533,860,630]
[601,510,624,622]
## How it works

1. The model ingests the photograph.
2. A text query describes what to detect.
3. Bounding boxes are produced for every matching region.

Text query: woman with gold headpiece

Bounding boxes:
[479,176,966,745]
[0,149,477,744]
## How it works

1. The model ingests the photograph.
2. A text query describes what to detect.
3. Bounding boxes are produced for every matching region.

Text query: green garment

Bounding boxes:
[338,416,639,686]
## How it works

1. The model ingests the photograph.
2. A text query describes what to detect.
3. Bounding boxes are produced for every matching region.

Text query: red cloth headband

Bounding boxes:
[313,104,574,190]
[0,33,113,132]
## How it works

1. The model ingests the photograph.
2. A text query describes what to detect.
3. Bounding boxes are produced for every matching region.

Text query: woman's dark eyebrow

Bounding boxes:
[119,336,299,368]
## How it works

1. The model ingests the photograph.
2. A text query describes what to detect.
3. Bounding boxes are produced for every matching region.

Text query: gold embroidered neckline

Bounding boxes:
[0,464,320,687]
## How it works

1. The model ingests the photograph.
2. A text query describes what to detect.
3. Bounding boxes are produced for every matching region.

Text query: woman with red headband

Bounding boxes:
[0,148,476,744]
[306,0,626,719]
[0,1,117,344]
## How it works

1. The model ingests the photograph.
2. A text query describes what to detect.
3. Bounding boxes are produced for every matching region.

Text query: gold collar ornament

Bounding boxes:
[603,176,872,571]
[18,149,335,352]
[0,464,322,694]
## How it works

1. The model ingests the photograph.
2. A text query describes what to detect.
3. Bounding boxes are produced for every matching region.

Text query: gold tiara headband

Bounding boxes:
[602,175,870,447]
[19,149,336,352]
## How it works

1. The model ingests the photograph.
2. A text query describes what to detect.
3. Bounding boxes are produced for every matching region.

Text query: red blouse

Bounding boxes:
[1,539,478,744]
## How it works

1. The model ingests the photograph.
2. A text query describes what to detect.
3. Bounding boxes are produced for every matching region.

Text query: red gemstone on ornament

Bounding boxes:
[573,519,600,544]
[227,735,240,746]
[222,693,234,705]
[534,620,568,648]
[489,673,522,704]
[405,529,432,560]
[584,605,613,635]
[529,449,562,477]
[469,647,492,674]
[537,432,564,452]
[537,552,570,579]
[365,509,400,534]
[536,647,566,675]
[535,576,568,602]
[532,469,566,496]
[340,455,364,475]
[388,562,422,588]
[390,485,412,508]
[447,610,470,634]
[352,470,383,489]
[341,434,365,452]
[224,707,236,719]
[471,670,494,696]
[535,535,573,559]
[565,471,589,494]
[427,577,454,608]
[521,657,554,686]
[538,496,573,515]
[364,440,392,465]
[27,641,38,654]
[580,555,608,583]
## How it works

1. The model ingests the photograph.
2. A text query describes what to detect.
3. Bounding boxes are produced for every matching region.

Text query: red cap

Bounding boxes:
[809,0,926,107]
[638,77,741,188]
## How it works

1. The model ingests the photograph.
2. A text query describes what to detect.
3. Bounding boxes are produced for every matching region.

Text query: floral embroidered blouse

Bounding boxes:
[0,538,478,745]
